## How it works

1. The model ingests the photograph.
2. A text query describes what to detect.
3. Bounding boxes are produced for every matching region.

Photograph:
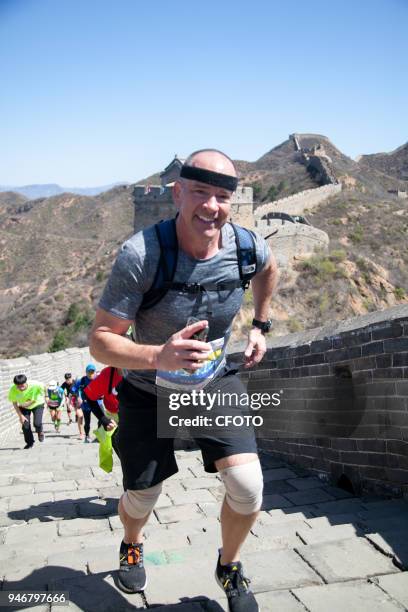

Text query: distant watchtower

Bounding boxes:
[160,155,185,186]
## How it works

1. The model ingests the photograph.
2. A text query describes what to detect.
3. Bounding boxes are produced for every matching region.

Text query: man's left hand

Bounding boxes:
[244,328,267,369]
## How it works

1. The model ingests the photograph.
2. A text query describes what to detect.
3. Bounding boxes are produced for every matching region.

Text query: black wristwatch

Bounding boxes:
[251,318,272,333]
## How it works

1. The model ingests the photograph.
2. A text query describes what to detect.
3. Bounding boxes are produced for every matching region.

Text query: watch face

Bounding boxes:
[252,319,272,332]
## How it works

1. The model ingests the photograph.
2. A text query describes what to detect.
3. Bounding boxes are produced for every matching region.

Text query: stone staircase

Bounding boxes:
[0,416,407,611]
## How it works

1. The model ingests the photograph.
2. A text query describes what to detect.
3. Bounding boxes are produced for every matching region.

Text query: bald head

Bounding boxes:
[184,149,237,178]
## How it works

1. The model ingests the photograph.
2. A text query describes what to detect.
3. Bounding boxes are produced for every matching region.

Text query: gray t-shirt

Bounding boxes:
[99,221,270,392]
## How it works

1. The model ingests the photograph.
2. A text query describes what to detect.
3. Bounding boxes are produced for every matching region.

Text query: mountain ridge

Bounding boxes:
[1,133,407,358]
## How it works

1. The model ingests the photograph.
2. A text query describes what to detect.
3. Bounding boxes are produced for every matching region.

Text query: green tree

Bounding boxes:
[49,330,70,352]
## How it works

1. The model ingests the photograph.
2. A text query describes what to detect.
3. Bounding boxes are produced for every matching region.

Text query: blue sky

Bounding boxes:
[1,0,407,186]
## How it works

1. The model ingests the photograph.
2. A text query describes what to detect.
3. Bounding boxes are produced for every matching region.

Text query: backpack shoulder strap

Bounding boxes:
[140,218,178,310]
[230,223,257,288]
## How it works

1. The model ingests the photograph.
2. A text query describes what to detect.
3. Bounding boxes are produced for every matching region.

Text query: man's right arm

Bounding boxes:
[89,308,212,372]
[89,308,161,369]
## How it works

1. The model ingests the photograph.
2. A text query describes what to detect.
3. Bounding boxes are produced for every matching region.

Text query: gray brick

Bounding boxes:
[34,479,77,493]
[3,565,51,590]
[297,524,363,544]
[263,468,297,482]
[75,477,116,490]
[0,513,25,528]
[313,499,365,515]
[287,477,322,490]
[8,492,54,511]
[0,483,33,497]
[284,488,334,505]
[375,572,408,608]
[294,580,404,612]
[267,507,315,521]
[49,573,145,610]
[296,538,399,583]
[77,497,117,517]
[251,520,309,538]
[26,501,78,522]
[207,485,226,501]
[167,488,217,505]
[99,486,124,499]
[145,529,190,551]
[180,476,220,489]
[186,465,209,478]
[5,521,58,545]
[49,544,117,573]
[365,528,408,568]
[12,471,54,483]
[262,493,294,510]
[264,479,298,494]
[54,488,99,501]
[52,468,92,480]
[197,502,220,518]
[155,504,203,524]
[244,590,306,611]
[58,517,110,537]
[305,514,361,529]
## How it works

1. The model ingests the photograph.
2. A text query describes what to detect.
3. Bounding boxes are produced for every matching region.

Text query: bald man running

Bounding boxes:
[90,149,278,612]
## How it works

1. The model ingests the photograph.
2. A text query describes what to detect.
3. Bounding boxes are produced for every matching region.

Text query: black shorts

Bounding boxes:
[116,372,258,490]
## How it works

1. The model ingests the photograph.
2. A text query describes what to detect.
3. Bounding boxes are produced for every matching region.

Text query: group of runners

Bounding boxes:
[7,363,121,448]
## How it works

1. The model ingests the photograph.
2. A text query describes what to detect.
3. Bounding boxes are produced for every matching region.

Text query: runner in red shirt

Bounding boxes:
[83,366,122,431]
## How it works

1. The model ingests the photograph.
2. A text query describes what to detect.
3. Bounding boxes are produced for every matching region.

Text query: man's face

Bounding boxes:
[86,370,96,379]
[16,383,27,391]
[173,152,236,240]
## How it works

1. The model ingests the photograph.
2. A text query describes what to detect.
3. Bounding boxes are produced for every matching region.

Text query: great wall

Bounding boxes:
[133,136,341,260]
[1,140,407,500]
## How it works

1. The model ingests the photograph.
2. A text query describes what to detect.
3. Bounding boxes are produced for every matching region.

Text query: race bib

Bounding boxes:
[156,337,226,390]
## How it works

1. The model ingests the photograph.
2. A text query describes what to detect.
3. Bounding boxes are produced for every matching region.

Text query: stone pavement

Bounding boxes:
[0,416,407,611]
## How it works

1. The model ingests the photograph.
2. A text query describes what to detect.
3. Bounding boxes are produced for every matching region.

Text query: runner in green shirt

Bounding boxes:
[8,374,45,449]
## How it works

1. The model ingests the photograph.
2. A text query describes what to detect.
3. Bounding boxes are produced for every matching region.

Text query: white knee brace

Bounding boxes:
[122,482,163,519]
[219,460,263,515]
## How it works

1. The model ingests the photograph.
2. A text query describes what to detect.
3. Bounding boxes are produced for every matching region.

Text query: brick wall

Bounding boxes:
[229,304,408,497]
[255,183,341,219]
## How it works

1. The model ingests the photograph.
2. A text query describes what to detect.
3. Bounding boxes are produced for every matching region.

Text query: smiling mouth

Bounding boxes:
[196,214,217,224]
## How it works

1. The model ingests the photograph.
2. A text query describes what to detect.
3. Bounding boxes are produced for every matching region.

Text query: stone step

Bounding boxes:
[296,524,365,545]
[365,528,408,569]
[293,579,405,612]
[295,538,400,583]
[142,548,322,606]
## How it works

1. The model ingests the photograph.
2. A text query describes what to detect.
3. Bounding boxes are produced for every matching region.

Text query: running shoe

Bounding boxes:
[118,541,147,593]
[38,433,45,442]
[84,436,91,443]
[23,443,34,449]
[215,552,259,612]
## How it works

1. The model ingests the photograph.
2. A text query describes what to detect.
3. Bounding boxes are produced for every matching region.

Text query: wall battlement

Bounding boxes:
[255,183,341,219]
[254,220,329,266]
[229,304,408,497]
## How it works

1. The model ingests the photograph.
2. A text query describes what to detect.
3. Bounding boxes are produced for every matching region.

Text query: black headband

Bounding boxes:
[180,165,238,192]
